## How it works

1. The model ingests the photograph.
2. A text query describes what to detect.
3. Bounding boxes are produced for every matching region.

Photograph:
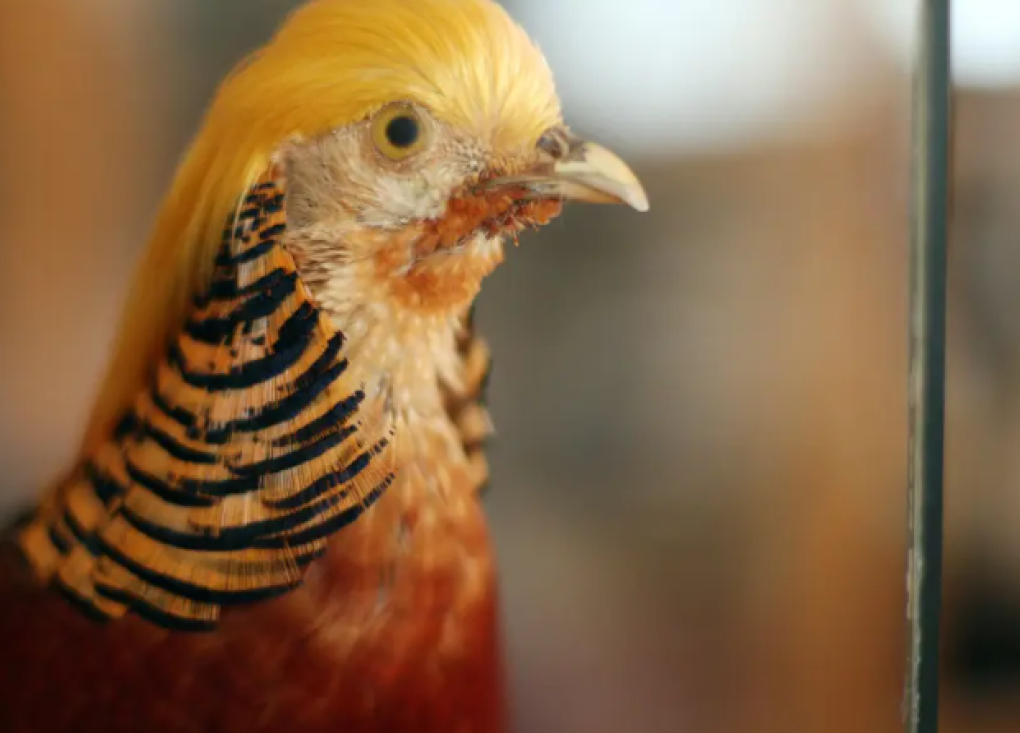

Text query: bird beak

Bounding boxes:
[481,139,649,213]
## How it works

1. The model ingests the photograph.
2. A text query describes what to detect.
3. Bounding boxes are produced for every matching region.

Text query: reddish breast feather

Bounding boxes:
[0,517,507,733]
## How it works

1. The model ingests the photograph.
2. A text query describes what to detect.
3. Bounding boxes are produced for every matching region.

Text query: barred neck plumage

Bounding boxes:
[16,169,493,631]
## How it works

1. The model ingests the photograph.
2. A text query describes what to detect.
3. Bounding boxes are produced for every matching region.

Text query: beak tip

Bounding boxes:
[628,190,650,213]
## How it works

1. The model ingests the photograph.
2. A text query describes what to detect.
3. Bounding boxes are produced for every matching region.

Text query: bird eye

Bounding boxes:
[371,104,430,161]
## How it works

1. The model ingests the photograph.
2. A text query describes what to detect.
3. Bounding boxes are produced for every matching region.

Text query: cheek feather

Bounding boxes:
[415,190,562,258]
[372,192,563,313]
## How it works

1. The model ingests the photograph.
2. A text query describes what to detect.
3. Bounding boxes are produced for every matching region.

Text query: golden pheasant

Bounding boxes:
[0,1,647,731]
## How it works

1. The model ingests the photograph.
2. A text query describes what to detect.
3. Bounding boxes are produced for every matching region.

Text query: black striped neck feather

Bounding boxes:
[16,171,493,631]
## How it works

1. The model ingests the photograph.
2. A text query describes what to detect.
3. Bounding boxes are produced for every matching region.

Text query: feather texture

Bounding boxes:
[19,171,399,629]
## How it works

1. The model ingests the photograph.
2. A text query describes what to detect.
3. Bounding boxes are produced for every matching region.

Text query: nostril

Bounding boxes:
[537,128,568,159]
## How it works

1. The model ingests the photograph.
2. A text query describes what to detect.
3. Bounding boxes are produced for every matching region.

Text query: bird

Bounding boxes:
[0,1,647,731]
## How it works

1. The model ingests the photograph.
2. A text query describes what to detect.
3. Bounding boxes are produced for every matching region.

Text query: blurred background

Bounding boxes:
[1,0,1019,731]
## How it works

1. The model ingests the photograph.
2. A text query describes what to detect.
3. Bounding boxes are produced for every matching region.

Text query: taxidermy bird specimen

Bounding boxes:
[0,0,647,731]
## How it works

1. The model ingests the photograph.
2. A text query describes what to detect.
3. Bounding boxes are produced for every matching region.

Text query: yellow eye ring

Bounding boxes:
[370,103,430,161]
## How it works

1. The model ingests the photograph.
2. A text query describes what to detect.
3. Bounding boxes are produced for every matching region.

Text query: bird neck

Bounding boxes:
[281,223,498,517]
[283,238,496,559]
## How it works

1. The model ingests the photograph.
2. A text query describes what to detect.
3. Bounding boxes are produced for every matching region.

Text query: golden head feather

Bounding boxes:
[81,0,562,453]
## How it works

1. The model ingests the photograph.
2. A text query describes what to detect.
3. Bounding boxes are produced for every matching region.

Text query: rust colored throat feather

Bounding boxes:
[417,184,561,257]
[15,172,423,630]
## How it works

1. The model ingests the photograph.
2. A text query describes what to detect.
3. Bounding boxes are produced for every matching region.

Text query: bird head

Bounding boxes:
[82,0,647,450]
[254,0,647,317]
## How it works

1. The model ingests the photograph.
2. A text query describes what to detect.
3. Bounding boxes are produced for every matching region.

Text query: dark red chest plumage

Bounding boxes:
[0,540,506,733]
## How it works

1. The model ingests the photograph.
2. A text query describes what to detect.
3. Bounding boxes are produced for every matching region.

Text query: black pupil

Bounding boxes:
[385,115,420,149]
